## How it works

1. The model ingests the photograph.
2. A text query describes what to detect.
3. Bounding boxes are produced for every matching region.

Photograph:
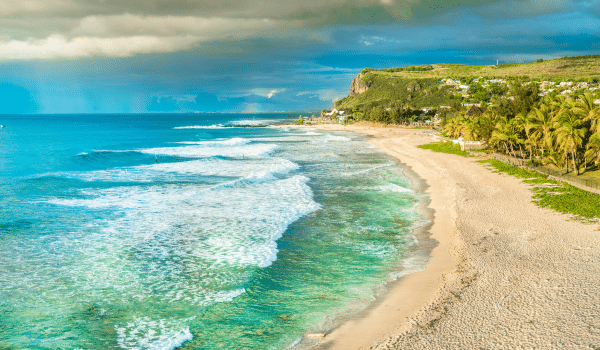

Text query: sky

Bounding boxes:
[0,0,599,114]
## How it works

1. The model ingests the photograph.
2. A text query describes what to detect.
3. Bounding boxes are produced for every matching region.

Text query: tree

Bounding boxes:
[526,105,555,157]
[585,133,600,168]
[573,92,600,134]
[490,116,512,155]
[444,116,463,138]
[553,109,587,175]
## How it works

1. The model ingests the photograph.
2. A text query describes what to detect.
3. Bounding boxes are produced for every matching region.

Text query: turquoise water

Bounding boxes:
[0,114,424,349]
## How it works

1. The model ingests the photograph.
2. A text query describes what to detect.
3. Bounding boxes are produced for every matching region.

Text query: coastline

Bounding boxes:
[294,123,600,349]
[306,123,460,349]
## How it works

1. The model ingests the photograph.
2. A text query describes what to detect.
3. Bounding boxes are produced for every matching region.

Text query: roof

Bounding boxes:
[465,105,488,116]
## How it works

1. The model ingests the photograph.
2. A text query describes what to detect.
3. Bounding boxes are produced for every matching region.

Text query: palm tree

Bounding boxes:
[554,109,587,175]
[444,117,462,138]
[490,116,523,157]
[544,93,566,113]
[526,104,555,158]
[543,150,566,170]
[511,113,528,158]
[585,133,600,168]
[573,92,600,134]
[490,116,511,155]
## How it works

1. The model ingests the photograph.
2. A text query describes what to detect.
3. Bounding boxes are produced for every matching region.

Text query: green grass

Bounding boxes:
[360,55,600,81]
[479,159,546,178]
[479,159,600,222]
[468,147,491,154]
[418,141,468,157]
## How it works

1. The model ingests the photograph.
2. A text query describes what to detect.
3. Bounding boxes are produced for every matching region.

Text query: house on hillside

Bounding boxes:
[466,105,488,117]
[325,109,346,117]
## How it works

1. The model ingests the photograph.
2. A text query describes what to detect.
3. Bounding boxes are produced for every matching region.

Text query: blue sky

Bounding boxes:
[0,0,599,114]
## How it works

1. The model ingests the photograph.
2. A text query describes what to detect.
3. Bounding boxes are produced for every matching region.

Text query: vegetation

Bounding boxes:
[335,72,455,113]
[446,92,600,176]
[358,55,600,81]
[417,142,469,157]
[336,55,600,129]
[335,55,600,178]
[480,159,600,221]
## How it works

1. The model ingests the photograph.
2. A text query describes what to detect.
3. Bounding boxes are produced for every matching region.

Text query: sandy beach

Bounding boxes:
[301,123,600,349]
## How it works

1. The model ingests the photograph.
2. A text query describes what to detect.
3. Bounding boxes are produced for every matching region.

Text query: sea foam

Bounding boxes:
[343,162,394,176]
[47,157,300,183]
[141,142,278,159]
[115,317,194,350]
[378,183,413,193]
[174,137,251,147]
[173,124,226,129]
[46,175,320,306]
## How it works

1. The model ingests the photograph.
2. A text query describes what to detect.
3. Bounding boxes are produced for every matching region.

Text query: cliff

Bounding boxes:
[348,73,371,96]
[334,71,452,111]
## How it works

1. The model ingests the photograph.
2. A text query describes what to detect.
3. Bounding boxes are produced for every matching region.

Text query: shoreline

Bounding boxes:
[306,124,460,349]
[293,123,600,349]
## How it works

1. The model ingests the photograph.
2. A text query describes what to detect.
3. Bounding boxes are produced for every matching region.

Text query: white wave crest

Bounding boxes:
[378,183,413,193]
[115,317,194,350]
[47,175,321,306]
[141,143,278,159]
[343,162,394,176]
[46,158,299,183]
[311,134,351,143]
[174,137,251,147]
[228,119,277,126]
[173,124,225,129]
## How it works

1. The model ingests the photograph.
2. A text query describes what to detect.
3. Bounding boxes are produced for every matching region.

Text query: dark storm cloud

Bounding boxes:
[0,0,570,59]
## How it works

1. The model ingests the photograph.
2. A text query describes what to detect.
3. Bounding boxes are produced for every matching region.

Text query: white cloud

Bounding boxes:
[359,34,409,46]
[0,14,304,60]
[297,89,345,102]
[73,14,279,38]
[0,34,198,60]
[0,0,77,16]
[249,88,286,98]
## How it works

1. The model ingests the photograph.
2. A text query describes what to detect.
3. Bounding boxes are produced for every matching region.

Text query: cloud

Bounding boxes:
[72,14,280,38]
[359,35,409,46]
[249,88,286,98]
[466,0,573,19]
[0,14,304,60]
[0,34,198,60]
[297,89,346,102]
[0,0,80,16]
[0,0,584,60]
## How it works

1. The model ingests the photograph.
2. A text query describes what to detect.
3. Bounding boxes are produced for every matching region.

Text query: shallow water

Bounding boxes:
[0,114,424,349]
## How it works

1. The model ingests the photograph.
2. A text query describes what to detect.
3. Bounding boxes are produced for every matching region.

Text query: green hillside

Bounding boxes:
[334,55,600,112]
[331,55,600,179]
[363,55,600,81]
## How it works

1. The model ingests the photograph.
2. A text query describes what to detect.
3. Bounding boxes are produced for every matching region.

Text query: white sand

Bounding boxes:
[301,123,600,350]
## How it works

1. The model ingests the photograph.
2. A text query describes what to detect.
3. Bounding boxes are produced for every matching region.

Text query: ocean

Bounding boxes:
[0,114,426,350]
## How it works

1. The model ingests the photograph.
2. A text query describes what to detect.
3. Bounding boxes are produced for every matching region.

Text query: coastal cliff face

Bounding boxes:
[349,73,370,96]
[334,71,452,110]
